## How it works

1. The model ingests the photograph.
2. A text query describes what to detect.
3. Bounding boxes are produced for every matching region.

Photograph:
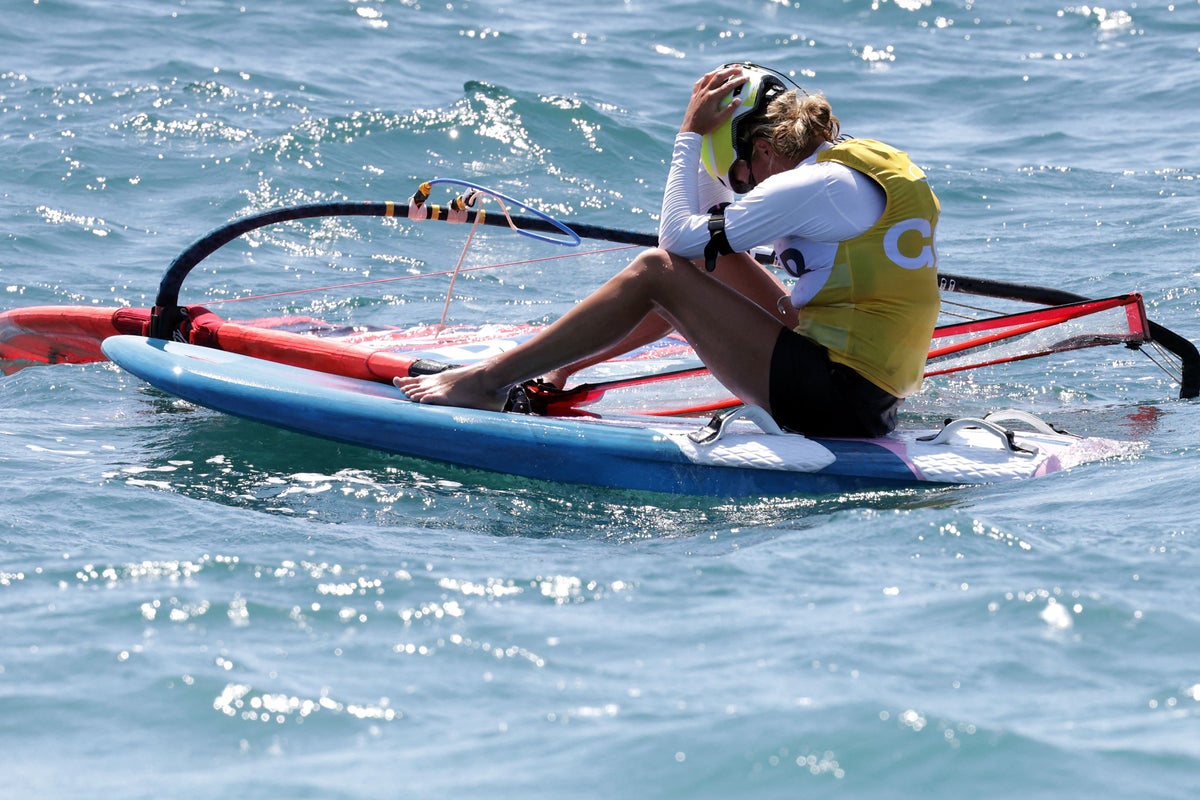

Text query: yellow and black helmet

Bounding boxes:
[700,63,798,190]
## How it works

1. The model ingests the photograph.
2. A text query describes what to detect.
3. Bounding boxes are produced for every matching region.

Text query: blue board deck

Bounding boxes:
[101,336,1133,497]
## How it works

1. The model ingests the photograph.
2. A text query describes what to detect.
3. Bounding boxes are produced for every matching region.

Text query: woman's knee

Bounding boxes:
[626,248,692,284]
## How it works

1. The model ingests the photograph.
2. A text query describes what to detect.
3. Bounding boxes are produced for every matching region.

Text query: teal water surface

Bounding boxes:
[3,2,1199,798]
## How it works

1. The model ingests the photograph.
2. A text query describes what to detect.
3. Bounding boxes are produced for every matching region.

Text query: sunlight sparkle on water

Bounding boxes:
[212,683,399,723]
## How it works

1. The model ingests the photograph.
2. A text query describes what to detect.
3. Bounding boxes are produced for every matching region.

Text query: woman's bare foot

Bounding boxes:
[538,367,572,390]
[393,365,511,412]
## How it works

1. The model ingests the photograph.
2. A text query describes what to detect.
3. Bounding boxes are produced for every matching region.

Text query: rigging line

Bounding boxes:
[939,297,1014,318]
[937,307,984,323]
[200,243,641,306]
[1139,341,1184,384]
[435,196,486,335]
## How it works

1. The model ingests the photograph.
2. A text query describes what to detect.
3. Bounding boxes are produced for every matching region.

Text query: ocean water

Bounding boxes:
[3,1,1200,797]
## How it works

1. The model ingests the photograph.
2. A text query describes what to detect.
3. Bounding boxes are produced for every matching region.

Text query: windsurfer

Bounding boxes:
[395,62,940,437]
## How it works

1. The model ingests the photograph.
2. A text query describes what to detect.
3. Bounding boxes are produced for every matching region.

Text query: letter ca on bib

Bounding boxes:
[883,218,936,270]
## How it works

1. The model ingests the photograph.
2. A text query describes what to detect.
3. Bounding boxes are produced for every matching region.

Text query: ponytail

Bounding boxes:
[745,90,840,162]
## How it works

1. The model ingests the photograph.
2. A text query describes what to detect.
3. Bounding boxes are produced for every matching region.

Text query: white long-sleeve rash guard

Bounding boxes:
[658,132,885,307]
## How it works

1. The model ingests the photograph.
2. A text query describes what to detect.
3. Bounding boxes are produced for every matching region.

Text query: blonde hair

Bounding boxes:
[743,90,840,161]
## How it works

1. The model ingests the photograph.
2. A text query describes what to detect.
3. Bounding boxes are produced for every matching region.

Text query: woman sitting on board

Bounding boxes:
[396,62,940,437]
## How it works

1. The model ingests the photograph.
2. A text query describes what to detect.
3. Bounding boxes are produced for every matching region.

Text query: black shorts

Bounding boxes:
[768,328,901,438]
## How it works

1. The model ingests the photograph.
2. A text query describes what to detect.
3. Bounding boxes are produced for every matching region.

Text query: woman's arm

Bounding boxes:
[658,133,726,257]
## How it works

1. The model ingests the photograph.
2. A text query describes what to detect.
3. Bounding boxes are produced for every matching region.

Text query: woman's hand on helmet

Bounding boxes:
[680,65,749,137]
